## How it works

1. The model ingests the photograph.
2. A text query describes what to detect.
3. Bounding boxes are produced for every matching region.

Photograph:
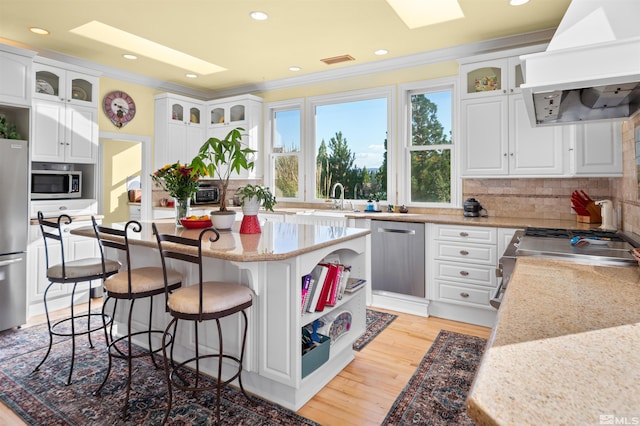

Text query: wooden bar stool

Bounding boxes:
[32,212,121,386]
[91,219,182,418]
[152,223,254,425]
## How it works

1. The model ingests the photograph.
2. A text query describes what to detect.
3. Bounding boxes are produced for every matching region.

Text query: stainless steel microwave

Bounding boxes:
[31,170,82,199]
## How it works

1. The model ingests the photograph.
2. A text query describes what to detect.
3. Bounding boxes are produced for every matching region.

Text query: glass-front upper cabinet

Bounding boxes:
[170,100,202,126]
[459,48,542,100]
[208,101,247,128]
[460,58,508,99]
[33,63,98,106]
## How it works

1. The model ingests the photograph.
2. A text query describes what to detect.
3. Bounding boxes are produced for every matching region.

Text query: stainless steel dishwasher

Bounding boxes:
[371,220,425,297]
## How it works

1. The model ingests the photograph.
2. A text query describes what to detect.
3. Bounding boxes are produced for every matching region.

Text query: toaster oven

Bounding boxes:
[192,180,220,205]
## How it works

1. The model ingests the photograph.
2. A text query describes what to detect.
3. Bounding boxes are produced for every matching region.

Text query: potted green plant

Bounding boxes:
[236,184,277,234]
[189,127,256,229]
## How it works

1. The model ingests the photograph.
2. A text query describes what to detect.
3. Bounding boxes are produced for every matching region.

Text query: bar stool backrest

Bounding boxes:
[37,211,73,280]
[92,218,141,296]
[152,223,220,319]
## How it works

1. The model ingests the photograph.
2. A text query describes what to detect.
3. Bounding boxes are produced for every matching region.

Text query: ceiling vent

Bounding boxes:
[321,54,355,65]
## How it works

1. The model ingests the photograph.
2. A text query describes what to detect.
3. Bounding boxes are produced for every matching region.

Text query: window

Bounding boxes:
[267,100,303,201]
[309,87,392,203]
[401,79,457,206]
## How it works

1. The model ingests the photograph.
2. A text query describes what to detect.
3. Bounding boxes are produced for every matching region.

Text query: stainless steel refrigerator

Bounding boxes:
[0,138,28,331]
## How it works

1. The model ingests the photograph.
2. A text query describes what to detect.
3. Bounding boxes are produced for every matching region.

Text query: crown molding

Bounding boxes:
[1,28,555,100]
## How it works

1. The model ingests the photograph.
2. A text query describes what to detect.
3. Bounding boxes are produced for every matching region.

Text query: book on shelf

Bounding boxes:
[301,274,312,313]
[315,263,338,311]
[306,264,329,313]
[344,277,366,293]
[326,264,343,307]
[336,265,351,301]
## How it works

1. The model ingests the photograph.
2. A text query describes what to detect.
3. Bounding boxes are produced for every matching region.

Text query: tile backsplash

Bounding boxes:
[462,177,618,221]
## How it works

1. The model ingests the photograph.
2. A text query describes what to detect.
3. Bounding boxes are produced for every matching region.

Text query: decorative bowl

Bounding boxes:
[179,218,212,229]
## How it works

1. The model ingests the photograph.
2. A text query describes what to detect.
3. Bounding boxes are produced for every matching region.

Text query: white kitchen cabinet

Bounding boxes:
[570,121,623,176]
[30,198,98,219]
[207,94,262,129]
[460,47,566,177]
[33,62,98,107]
[0,45,34,106]
[129,204,141,220]
[31,60,99,164]
[32,99,98,163]
[206,94,263,179]
[27,219,101,317]
[154,93,205,170]
[428,224,498,327]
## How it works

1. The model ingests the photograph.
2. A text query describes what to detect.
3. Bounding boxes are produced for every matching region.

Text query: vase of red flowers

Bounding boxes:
[151,162,200,226]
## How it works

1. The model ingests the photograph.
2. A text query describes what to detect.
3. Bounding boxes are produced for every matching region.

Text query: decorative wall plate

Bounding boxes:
[71,86,88,101]
[35,79,54,95]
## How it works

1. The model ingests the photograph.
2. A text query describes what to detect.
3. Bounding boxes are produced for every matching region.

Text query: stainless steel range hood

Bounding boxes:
[520,0,640,127]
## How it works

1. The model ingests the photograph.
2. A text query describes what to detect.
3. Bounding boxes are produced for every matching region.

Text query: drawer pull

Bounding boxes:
[459,270,469,276]
[459,250,469,256]
[459,232,469,237]
[460,292,470,298]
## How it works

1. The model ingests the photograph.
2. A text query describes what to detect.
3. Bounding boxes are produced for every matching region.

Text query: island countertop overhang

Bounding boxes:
[71,219,371,262]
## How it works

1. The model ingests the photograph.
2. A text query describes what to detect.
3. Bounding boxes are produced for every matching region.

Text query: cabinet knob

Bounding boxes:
[459,232,468,237]
[459,250,469,256]
[502,89,507,94]
[459,270,469,276]
[503,153,508,157]
[460,292,470,298]
[510,153,514,156]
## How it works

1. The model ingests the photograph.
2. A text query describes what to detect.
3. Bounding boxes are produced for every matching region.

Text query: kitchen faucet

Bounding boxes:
[331,182,345,210]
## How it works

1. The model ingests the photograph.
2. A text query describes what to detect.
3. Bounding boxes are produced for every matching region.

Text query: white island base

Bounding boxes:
[85,221,370,411]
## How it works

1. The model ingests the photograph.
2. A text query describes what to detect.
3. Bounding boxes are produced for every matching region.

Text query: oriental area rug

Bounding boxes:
[0,327,319,425]
[382,330,487,426]
[353,308,397,351]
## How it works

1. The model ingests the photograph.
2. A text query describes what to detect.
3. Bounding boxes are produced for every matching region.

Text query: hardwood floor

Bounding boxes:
[0,303,491,425]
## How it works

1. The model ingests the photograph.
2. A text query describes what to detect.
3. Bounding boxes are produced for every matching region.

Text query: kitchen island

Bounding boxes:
[467,257,640,425]
[73,219,371,410]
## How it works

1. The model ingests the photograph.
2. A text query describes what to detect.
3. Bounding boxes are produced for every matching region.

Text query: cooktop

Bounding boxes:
[517,227,636,266]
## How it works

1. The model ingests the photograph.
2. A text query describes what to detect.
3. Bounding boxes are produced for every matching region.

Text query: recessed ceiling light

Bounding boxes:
[185,73,198,78]
[510,0,529,5]
[29,27,49,35]
[250,11,268,21]
[288,66,301,72]
[374,49,389,56]
[122,54,137,60]
[70,21,225,75]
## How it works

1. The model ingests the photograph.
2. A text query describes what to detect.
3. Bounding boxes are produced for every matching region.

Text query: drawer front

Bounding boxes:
[436,281,492,307]
[434,260,496,287]
[434,241,497,265]
[434,225,496,244]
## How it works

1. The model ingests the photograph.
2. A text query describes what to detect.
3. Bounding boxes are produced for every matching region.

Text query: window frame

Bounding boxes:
[398,77,460,208]
[305,86,396,205]
[263,98,305,202]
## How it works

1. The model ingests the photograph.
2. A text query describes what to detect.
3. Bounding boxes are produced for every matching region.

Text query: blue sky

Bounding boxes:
[275,91,452,170]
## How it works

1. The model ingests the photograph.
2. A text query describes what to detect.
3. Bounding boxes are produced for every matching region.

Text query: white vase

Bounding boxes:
[210,210,236,230]
[242,196,260,216]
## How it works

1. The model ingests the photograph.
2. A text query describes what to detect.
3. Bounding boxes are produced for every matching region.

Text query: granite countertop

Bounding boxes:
[71,219,370,262]
[467,257,640,425]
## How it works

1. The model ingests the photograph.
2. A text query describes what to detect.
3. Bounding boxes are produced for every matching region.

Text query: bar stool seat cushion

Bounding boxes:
[168,282,253,315]
[104,267,182,295]
[48,257,121,280]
